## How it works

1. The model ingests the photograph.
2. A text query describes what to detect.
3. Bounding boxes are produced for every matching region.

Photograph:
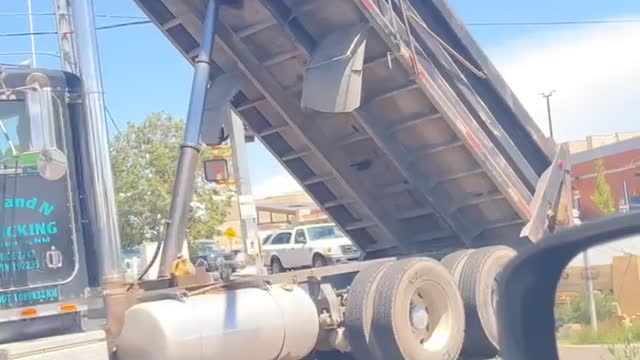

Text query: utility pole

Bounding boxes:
[227,110,264,274]
[53,0,79,74]
[540,90,556,139]
[26,0,37,67]
[572,205,598,331]
[582,250,599,331]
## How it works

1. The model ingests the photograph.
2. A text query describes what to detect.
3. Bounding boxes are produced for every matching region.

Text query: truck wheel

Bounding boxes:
[345,262,392,360]
[440,249,472,282]
[312,254,328,268]
[370,258,465,360]
[271,257,285,273]
[458,246,517,357]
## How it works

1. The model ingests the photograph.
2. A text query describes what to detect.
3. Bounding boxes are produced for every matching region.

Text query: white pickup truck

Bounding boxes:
[262,224,361,273]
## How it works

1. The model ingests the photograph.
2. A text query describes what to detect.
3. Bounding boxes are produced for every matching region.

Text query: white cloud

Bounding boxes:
[251,173,302,199]
[487,20,640,142]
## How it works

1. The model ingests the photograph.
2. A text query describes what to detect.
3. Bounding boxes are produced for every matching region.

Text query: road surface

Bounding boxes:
[559,345,616,360]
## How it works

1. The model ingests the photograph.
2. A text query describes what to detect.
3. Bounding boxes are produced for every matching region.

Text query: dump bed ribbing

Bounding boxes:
[135,0,568,258]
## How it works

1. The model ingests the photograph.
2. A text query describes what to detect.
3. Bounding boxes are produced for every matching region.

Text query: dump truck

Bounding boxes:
[0,0,572,359]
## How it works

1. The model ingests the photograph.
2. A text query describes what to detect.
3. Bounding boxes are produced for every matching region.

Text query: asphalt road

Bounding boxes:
[558,345,615,360]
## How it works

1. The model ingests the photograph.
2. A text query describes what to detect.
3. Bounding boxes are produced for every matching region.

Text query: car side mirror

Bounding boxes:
[37,147,67,181]
[497,212,640,360]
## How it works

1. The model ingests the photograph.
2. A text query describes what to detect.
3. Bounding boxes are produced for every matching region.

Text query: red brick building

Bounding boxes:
[570,137,640,220]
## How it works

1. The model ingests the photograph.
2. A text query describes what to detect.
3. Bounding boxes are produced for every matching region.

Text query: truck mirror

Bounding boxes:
[203,158,230,183]
[37,146,67,181]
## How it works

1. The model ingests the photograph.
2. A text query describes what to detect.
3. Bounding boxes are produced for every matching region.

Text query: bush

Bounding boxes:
[557,292,616,325]
[566,325,640,345]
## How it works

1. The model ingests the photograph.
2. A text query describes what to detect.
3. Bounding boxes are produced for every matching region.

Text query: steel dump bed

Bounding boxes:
[136,0,570,258]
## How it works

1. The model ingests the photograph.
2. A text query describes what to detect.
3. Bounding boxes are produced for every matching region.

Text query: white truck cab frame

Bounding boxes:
[263,224,360,273]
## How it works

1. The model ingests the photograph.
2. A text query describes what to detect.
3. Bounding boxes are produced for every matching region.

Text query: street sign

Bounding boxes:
[224,227,237,239]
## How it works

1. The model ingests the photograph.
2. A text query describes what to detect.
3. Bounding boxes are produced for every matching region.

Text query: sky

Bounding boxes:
[1,1,640,257]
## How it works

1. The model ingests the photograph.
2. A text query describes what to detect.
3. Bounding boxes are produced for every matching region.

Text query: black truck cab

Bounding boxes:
[0,66,95,343]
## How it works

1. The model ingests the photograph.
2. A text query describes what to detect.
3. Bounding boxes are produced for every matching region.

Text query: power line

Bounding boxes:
[0,51,60,59]
[467,19,640,27]
[105,106,122,136]
[97,20,151,31]
[0,30,57,38]
[0,12,146,20]
[2,12,638,26]
[0,20,152,38]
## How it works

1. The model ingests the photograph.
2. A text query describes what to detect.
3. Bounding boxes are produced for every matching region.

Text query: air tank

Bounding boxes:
[116,285,319,360]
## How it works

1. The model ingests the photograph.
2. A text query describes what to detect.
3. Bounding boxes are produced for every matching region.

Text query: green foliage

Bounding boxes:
[556,292,616,326]
[591,158,616,216]
[562,324,640,346]
[110,112,231,249]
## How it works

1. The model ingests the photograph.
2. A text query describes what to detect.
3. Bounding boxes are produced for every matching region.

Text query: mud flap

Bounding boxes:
[521,144,570,242]
[200,71,247,145]
[301,23,369,113]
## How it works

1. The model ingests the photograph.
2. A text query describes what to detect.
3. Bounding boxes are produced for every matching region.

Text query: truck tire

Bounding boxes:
[440,249,472,282]
[370,258,465,360]
[344,261,392,360]
[458,246,517,357]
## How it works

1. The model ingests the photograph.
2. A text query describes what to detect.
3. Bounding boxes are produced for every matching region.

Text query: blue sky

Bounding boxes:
[1,0,639,198]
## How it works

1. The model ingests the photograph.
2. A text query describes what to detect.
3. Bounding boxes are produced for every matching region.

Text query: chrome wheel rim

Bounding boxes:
[408,282,453,352]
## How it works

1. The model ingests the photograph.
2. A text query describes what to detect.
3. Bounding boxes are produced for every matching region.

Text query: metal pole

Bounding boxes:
[572,205,598,331]
[53,0,79,74]
[582,250,599,332]
[26,0,37,67]
[158,0,219,277]
[623,180,630,209]
[71,0,123,283]
[227,109,263,273]
[540,90,556,139]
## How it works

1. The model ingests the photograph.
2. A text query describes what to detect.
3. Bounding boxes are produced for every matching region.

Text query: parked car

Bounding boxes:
[262,224,361,273]
[261,233,274,245]
[189,240,238,273]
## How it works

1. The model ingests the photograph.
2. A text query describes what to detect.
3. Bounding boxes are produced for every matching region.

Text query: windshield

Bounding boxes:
[193,241,222,255]
[307,225,345,241]
[0,100,31,162]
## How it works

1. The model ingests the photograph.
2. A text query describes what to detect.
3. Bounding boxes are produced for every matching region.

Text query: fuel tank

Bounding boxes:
[116,285,319,360]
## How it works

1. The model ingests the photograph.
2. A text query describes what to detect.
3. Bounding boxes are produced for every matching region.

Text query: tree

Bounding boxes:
[556,292,616,325]
[591,158,616,216]
[110,112,231,249]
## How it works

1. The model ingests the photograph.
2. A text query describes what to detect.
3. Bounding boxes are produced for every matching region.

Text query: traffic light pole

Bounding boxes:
[227,109,264,274]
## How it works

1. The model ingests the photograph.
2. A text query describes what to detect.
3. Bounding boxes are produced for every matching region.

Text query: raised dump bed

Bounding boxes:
[136,0,570,259]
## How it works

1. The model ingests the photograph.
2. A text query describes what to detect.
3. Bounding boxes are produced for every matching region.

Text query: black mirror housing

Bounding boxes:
[497,212,640,360]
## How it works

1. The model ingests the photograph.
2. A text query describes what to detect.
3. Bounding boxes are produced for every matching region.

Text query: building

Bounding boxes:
[255,192,327,231]
[568,132,640,154]
[557,254,640,317]
[216,191,330,248]
[569,134,640,220]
